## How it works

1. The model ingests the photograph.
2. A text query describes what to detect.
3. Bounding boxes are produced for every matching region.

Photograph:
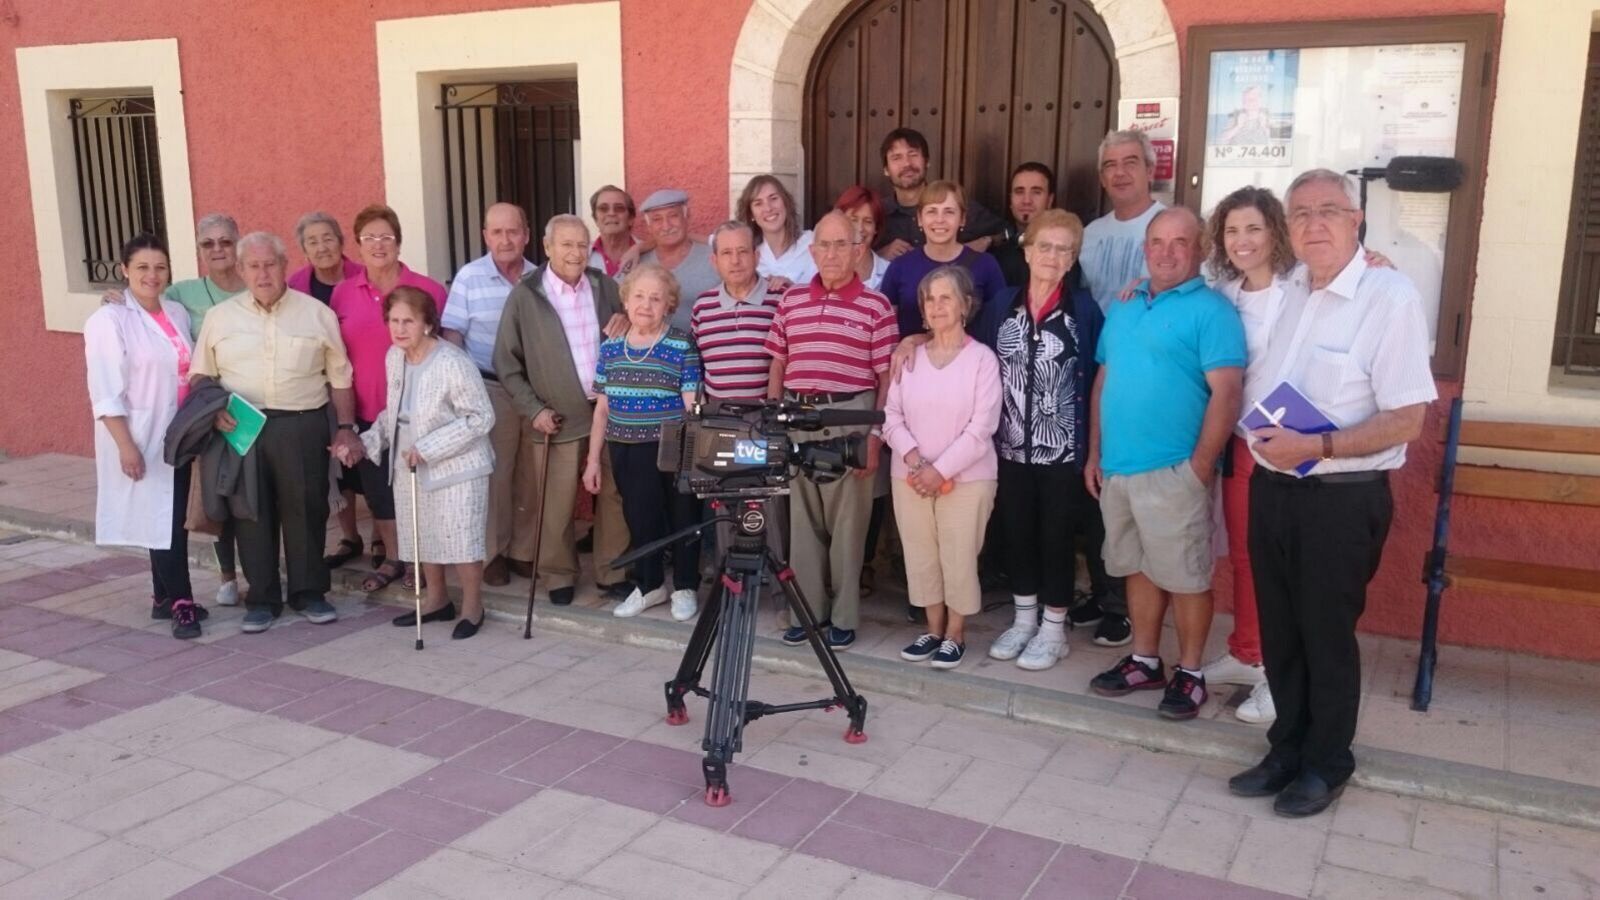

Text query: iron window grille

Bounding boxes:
[68,96,165,285]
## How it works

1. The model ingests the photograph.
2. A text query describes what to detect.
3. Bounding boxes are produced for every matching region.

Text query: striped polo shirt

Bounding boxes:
[765,275,899,394]
[690,277,785,400]
[594,327,701,443]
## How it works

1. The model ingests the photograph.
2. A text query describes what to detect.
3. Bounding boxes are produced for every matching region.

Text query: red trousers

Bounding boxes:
[1222,434,1262,664]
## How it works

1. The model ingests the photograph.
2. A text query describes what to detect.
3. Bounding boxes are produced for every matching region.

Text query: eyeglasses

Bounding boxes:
[359,234,398,245]
[1288,206,1357,227]
[813,240,862,255]
[199,238,235,250]
[595,203,631,214]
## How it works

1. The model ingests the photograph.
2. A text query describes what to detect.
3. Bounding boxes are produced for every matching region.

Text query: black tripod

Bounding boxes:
[614,494,868,806]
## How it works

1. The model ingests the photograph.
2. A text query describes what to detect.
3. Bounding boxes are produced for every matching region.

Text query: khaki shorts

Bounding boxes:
[1100,461,1215,594]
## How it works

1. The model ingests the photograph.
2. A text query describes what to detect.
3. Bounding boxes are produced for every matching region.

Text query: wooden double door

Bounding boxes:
[805,0,1118,227]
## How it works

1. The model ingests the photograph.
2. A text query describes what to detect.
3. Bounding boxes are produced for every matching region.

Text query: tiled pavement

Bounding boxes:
[2,528,1599,898]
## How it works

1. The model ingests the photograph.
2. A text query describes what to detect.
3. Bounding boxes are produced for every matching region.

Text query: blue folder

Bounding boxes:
[1240,382,1338,476]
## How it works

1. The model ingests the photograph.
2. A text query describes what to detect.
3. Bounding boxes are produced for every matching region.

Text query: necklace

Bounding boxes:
[622,327,667,362]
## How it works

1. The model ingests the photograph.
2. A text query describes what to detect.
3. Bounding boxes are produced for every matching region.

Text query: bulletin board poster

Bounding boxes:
[1205,50,1299,168]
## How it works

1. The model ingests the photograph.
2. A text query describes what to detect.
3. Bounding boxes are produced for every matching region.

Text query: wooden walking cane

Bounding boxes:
[523,427,555,639]
[409,464,424,651]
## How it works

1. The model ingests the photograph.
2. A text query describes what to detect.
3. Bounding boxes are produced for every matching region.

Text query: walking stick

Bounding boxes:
[523,427,555,639]
[409,464,424,651]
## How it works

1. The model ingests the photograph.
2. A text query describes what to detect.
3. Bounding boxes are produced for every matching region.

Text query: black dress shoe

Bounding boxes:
[549,586,575,606]
[1228,761,1300,797]
[507,559,534,579]
[1273,771,1344,818]
[451,616,484,640]
[392,605,457,627]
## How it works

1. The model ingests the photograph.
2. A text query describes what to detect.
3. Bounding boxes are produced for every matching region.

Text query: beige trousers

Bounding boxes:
[490,384,628,589]
[786,391,876,631]
[891,479,996,616]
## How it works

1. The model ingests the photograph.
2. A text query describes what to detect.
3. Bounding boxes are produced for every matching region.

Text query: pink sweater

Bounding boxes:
[882,339,1001,482]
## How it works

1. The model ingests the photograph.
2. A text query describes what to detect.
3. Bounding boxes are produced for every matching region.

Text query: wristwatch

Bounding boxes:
[1320,432,1335,460]
[336,423,357,432]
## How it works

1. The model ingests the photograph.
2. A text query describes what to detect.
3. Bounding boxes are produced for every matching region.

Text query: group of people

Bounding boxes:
[86,124,1433,817]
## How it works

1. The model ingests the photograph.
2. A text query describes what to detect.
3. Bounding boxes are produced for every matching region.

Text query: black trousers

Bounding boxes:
[1250,468,1392,787]
[150,461,193,603]
[236,408,333,613]
[997,459,1123,612]
[610,441,700,593]
[213,518,237,578]
[353,418,396,520]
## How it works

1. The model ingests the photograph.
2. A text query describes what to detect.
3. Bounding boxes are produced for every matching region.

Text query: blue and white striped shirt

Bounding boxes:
[440,253,536,373]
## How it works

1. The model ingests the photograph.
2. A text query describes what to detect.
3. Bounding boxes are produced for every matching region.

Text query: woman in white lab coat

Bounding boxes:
[84,234,207,639]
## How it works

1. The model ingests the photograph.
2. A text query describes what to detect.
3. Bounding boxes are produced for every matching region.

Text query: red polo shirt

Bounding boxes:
[329,264,448,422]
[764,274,898,394]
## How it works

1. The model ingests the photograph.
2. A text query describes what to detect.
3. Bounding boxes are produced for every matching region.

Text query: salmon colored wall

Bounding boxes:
[0,0,743,457]
[7,0,1596,658]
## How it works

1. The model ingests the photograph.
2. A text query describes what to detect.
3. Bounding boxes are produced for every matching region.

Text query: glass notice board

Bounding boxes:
[1179,17,1498,379]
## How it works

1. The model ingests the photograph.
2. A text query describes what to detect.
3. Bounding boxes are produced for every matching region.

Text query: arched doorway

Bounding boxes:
[803,0,1117,227]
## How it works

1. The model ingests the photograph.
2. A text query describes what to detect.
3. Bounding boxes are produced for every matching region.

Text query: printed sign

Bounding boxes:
[1116,97,1179,195]
[1205,49,1299,167]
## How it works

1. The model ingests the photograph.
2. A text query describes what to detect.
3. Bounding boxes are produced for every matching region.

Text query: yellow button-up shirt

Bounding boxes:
[190,288,354,411]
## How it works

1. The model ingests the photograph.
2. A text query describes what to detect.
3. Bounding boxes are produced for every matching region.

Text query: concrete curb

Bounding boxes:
[5,502,1598,831]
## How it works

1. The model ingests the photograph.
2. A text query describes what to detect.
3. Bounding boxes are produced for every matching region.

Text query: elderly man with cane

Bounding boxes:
[494,214,629,610]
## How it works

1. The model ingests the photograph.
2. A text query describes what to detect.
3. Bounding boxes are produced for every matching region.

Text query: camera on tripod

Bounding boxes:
[656,399,884,498]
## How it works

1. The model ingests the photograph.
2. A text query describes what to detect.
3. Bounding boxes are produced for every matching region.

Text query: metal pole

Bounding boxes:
[410,465,424,651]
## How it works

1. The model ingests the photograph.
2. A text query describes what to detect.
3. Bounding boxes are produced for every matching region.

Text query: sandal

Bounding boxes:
[323,537,363,569]
[362,560,405,593]
[371,538,387,568]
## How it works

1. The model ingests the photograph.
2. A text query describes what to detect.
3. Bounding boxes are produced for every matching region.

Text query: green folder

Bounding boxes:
[224,393,266,456]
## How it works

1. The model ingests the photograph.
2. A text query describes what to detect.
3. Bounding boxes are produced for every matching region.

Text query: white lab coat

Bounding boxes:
[84,292,193,549]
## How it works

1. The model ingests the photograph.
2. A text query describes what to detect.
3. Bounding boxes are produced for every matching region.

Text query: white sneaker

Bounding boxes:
[1236,681,1277,724]
[215,580,240,607]
[669,589,698,622]
[1200,653,1265,687]
[1016,631,1068,671]
[613,586,666,618]
[988,624,1038,660]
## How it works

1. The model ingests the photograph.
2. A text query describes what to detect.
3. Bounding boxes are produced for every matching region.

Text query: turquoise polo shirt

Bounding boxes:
[1095,276,1246,476]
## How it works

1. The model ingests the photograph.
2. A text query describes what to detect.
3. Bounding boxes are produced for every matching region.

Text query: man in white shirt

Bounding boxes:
[440,203,536,586]
[1227,169,1436,818]
[1078,130,1166,311]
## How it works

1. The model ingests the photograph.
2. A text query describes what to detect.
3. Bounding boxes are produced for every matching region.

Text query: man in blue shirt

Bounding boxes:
[1084,207,1245,721]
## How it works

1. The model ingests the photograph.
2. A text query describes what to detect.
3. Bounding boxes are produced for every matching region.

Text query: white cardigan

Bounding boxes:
[361,341,495,490]
[85,293,192,549]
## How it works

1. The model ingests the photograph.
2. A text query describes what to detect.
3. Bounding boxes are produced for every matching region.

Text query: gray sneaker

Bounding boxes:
[299,598,339,625]
[241,609,276,633]
[987,623,1038,660]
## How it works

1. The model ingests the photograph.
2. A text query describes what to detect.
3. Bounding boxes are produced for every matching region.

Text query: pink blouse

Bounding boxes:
[881,339,1002,482]
[329,264,448,423]
[148,309,192,405]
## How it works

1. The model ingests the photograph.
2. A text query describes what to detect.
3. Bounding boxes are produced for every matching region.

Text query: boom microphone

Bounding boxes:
[1352,156,1464,193]
[775,406,886,430]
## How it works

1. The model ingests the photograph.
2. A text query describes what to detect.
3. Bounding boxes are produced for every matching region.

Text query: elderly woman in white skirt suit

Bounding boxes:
[84,234,207,640]
[343,285,495,640]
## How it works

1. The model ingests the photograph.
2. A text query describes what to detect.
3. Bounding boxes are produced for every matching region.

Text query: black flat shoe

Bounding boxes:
[1273,772,1344,818]
[549,586,575,606]
[451,616,484,640]
[392,604,456,627]
[323,537,363,569]
[1228,761,1300,797]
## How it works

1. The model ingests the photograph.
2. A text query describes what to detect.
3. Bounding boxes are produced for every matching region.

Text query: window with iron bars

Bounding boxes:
[1554,33,1600,377]
[69,95,166,285]
[438,80,580,273]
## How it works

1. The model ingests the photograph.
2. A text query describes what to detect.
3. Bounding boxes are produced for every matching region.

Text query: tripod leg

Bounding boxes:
[664,577,724,725]
[701,569,760,806]
[773,560,869,744]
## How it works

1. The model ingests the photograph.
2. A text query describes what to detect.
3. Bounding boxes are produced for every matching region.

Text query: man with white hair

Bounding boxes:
[637,189,718,330]
[190,232,359,633]
[1227,169,1435,818]
[493,214,629,606]
[1078,130,1166,311]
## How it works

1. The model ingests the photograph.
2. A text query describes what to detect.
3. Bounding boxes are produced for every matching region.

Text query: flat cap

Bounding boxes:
[639,188,689,213]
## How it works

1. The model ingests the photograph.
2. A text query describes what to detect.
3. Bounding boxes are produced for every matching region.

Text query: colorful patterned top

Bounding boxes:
[594,327,701,443]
